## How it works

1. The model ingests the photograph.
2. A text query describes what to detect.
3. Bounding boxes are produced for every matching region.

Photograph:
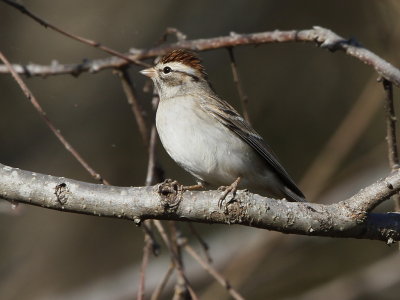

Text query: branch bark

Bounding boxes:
[1,27,399,86]
[1,162,400,243]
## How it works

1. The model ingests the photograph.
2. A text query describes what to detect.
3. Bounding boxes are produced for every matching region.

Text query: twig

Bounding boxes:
[184,243,245,300]
[136,82,162,299]
[0,0,149,68]
[137,234,152,300]
[150,264,175,300]
[115,67,150,147]
[187,223,212,263]
[227,47,250,123]
[145,125,164,186]
[0,50,109,184]
[382,79,400,211]
[141,221,160,256]
[169,222,191,300]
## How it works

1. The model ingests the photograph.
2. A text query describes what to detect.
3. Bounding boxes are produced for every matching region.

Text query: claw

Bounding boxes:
[218,177,241,209]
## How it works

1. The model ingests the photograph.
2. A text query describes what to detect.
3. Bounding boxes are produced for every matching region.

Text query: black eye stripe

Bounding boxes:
[174,70,199,81]
[160,67,200,82]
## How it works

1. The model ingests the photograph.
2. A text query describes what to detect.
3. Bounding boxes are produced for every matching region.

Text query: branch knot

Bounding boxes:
[157,179,183,211]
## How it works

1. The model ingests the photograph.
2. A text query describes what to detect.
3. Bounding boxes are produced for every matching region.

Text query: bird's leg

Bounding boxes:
[218,177,241,209]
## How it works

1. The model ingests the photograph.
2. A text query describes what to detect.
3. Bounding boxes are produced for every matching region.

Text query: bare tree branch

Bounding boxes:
[1,27,399,86]
[1,162,400,242]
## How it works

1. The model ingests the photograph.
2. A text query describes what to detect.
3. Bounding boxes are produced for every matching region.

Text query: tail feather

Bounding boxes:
[282,186,307,202]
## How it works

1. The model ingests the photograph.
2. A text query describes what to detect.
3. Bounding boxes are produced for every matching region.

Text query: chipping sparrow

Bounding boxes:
[140,49,305,202]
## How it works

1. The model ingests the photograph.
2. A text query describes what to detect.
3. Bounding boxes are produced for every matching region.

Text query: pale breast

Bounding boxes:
[156,96,268,186]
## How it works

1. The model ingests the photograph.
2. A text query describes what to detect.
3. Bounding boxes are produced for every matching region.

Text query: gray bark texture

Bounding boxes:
[1,162,399,243]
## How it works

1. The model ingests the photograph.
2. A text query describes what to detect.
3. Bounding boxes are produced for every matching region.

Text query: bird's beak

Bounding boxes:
[140,67,157,78]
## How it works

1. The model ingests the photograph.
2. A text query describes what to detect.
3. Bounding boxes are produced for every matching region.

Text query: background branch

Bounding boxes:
[1,27,399,87]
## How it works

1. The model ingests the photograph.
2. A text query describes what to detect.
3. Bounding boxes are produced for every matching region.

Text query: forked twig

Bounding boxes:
[0,50,109,185]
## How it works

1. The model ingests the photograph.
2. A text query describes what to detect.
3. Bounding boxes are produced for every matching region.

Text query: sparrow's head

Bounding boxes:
[140,49,210,98]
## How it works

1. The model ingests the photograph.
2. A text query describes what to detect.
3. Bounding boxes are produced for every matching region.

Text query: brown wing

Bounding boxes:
[200,94,305,199]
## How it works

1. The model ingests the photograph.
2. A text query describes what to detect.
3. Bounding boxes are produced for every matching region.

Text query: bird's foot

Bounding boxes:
[218,177,241,209]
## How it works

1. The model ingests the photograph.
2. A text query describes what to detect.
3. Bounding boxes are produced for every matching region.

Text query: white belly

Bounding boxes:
[156,96,273,189]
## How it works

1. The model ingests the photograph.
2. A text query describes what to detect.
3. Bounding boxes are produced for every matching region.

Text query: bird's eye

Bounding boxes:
[163,66,172,74]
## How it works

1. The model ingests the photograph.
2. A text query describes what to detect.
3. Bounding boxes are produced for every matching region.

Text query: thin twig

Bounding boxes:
[145,125,164,186]
[187,223,212,263]
[169,222,191,300]
[1,0,149,68]
[382,79,400,211]
[115,67,150,147]
[141,221,160,256]
[0,50,109,184]
[136,83,162,299]
[184,244,245,300]
[150,264,175,300]
[137,234,152,300]
[227,47,250,123]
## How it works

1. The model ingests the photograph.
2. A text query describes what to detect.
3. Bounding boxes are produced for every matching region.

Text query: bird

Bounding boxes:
[140,49,306,203]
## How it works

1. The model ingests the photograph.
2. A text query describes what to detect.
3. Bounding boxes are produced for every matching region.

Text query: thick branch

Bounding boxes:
[1,27,399,86]
[0,163,400,242]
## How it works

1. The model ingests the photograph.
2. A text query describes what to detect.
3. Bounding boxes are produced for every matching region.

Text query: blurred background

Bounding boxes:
[1,0,399,299]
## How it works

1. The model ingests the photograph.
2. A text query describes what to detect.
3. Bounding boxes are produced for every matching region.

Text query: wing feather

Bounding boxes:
[199,94,305,199]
